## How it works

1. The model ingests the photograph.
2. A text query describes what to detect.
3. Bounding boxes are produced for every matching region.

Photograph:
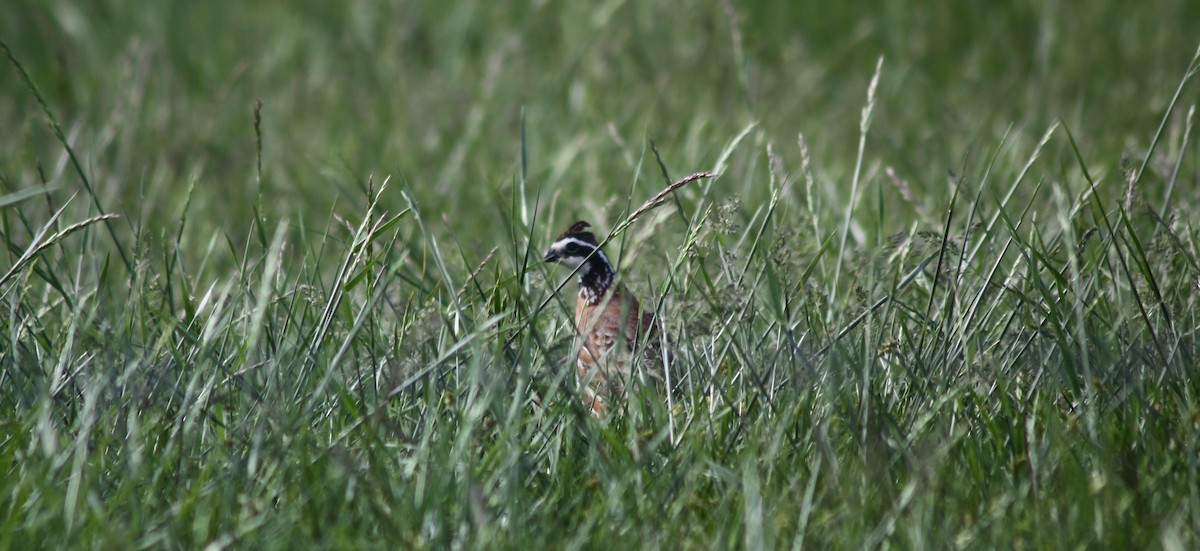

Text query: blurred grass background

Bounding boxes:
[5,0,1197,242]
[4,0,1200,548]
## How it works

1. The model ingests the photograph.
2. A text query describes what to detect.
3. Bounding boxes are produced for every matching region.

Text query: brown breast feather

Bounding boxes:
[574,284,670,415]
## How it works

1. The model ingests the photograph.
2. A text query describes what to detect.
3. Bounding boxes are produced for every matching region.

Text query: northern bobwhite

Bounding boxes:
[543,220,673,416]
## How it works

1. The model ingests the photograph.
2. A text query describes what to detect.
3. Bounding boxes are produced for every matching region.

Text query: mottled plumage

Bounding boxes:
[544,221,672,416]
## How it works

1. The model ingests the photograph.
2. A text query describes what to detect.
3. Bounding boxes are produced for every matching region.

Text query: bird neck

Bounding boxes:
[578,254,615,305]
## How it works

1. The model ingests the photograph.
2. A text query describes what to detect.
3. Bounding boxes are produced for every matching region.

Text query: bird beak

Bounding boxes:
[543,249,559,263]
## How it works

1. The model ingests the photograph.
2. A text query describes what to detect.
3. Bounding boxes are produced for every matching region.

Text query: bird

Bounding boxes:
[543,220,673,416]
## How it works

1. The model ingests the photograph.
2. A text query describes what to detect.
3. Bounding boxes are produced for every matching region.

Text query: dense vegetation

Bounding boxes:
[3,1,1200,548]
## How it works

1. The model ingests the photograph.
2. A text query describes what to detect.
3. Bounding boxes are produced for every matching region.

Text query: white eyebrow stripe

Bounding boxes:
[553,236,612,268]
[554,237,598,251]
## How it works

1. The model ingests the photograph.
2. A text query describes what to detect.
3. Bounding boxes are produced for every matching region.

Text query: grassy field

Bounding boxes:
[3,1,1200,548]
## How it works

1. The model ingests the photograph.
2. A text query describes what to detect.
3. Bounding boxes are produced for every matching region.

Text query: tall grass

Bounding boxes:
[3,1,1200,548]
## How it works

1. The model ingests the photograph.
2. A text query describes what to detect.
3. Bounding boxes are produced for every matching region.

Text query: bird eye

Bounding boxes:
[565,243,580,254]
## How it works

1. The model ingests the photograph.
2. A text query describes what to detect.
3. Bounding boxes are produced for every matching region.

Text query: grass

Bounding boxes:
[3,1,1200,548]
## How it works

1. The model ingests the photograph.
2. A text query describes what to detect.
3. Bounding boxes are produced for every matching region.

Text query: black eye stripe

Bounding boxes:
[557,239,596,255]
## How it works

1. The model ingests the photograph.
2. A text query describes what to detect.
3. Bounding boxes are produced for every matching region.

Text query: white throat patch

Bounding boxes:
[549,236,615,303]
[558,255,588,271]
[549,237,604,269]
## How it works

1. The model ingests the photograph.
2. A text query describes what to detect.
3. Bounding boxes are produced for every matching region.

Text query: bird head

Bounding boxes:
[543,220,602,271]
